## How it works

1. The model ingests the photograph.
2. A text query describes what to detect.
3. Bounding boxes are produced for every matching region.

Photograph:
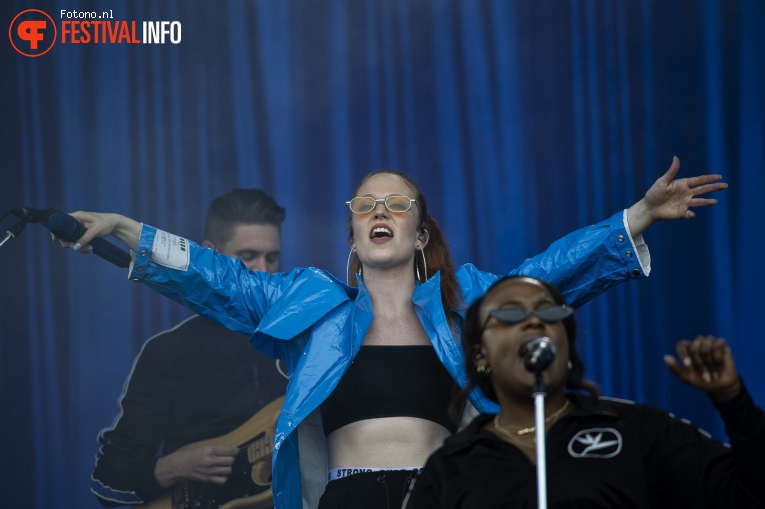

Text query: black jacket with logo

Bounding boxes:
[405,384,765,508]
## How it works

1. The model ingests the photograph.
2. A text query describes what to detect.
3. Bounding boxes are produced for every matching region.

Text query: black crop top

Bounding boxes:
[320,345,458,436]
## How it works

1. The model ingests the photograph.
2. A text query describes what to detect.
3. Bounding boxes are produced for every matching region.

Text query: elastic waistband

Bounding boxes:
[328,466,422,482]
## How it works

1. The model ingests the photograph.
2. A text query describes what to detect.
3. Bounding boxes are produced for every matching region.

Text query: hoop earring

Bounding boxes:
[476,365,492,375]
[416,244,428,282]
[346,246,356,285]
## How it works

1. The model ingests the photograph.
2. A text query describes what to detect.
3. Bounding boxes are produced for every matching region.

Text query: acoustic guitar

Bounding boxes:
[141,395,284,509]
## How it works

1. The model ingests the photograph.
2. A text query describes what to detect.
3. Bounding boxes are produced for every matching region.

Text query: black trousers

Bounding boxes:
[317,469,419,509]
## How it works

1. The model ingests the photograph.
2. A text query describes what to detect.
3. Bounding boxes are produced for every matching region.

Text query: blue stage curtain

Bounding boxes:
[1,1,763,507]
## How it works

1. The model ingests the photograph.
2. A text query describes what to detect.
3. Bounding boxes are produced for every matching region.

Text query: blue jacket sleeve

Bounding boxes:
[128,225,356,361]
[459,211,645,309]
[128,224,292,336]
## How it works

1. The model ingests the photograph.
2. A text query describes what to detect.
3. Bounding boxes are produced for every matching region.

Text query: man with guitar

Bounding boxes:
[91,189,289,509]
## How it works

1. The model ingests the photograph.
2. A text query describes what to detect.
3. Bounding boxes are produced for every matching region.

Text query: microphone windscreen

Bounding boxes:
[48,213,85,242]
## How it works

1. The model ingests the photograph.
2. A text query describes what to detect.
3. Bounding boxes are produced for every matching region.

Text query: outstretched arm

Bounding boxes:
[627,157,728,238]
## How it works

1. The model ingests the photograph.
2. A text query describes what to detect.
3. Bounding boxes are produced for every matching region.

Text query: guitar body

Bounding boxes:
[141,396,284,509]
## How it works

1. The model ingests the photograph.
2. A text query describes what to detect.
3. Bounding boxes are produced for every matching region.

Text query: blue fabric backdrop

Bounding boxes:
[1,1,764,508]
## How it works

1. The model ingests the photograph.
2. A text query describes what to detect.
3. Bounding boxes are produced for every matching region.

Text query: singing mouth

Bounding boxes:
[369,224,393,239]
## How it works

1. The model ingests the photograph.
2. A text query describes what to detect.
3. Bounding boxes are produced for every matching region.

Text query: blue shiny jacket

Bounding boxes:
[129,211,646,509]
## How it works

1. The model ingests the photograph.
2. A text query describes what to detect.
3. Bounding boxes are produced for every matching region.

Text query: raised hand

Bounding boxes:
[664,335,741,402]
[627,157,728,236]
[644,156,727,220]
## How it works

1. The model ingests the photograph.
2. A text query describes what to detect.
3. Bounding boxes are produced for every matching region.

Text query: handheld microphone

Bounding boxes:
[48,212,132,268]
[522,336,557,373]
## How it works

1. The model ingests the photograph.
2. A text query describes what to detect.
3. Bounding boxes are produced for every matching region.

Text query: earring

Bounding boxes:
[346,246,356,285]
[415,250,421,282]
[476,365,492,375]
[415,244,428,282]
[567,361,573,370]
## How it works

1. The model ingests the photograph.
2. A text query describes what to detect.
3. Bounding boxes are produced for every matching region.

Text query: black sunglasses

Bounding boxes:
[481,305,573,332]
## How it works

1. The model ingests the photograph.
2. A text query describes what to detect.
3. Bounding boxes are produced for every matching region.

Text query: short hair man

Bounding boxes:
[91,189,288,508]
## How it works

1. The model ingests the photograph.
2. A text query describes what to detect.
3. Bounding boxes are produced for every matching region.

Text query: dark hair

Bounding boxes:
[449,275,599,423]
[346,169,463,328]
[204,188,286,246]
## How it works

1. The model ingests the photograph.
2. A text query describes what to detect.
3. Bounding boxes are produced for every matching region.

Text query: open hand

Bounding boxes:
[626,157,728,237]
[643,156,727,221]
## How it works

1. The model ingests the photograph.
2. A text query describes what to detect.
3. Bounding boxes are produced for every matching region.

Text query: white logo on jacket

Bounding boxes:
[567,428,622,458]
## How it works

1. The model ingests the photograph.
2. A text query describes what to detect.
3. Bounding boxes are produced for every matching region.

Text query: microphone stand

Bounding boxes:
[532,371,548,509]
[523,336,556,509]
[0,221,26,248]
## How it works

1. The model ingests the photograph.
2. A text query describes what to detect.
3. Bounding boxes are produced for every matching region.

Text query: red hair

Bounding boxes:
[347,170,463,330]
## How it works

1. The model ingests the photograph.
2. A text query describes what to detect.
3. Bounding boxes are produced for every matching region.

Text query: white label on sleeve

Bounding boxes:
[151,229,190,270]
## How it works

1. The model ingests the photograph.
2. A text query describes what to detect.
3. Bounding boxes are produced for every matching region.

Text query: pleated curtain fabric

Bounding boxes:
[1,1,763,507]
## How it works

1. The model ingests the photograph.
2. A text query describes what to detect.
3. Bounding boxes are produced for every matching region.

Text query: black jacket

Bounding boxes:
[91,315,288,506]
[405,385,765,508]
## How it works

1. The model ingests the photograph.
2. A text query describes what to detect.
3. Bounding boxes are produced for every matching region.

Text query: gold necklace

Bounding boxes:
[495,423,536,449]
[494,399,571,442]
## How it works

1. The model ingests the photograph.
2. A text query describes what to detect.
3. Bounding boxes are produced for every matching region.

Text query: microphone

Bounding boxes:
[522,336,557,373]
[48,212,132,268]
[11,207,62,224]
